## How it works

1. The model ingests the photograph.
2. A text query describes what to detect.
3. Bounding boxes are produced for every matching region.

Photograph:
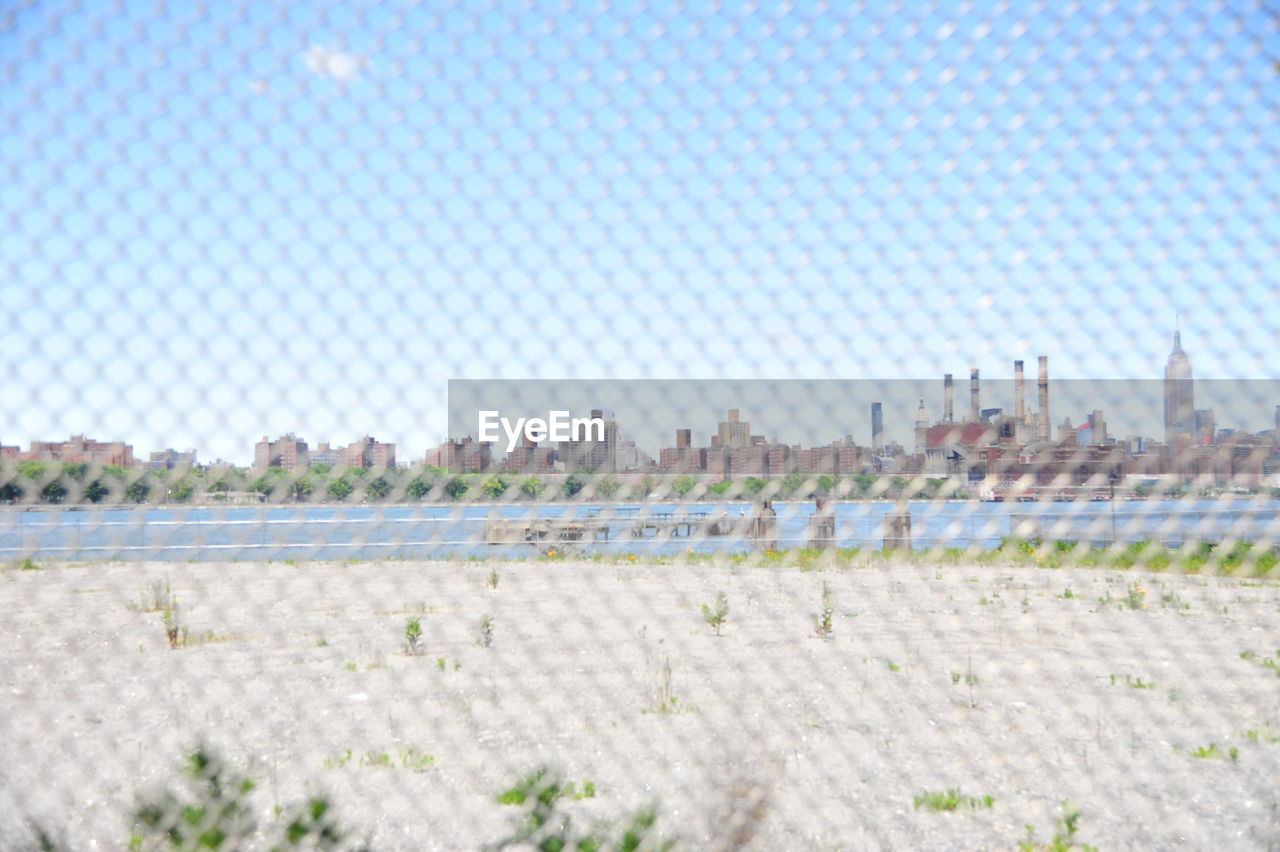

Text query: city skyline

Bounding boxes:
[8,328,1280,470]
[3,3,1278,462]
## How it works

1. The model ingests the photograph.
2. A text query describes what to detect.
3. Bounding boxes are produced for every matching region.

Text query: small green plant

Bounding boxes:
[477,613,494,648]
[912,789,994,812]
[1188,743,1227,759]
[488,569,500,589]
[162,598,186,650]
[19,558,42,571]
[185,630,234,646]
[392,746,435,771]
[130,578,175,613]
[1241,724,1280,743]
[132,747,256,849]
[644,654,693,715]
[496,770,597,805]
[1018,801,1097,852]
[701,591,729,636]
[344,662,358,672]
[403,617,423,656]
[1241,649,1280,677]
[322,750,353,769]
[130,745,364,851]
[1125,582,1147,610]
[813,581,835,639]
[276,797,352,850]
[950,671,979,685]
[491,767,674,851]
[323,746,434,772]
[887,660,901,672]
[1060,588,1075,600]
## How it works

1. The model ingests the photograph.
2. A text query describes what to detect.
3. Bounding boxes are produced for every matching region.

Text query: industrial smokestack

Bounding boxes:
[1014,360,1025,422]
[1038,356,1050,442]
[970,369,980,422]
[944,374,954,423]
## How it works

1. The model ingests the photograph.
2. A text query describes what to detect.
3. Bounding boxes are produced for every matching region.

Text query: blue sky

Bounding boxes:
[1,0,1278,463]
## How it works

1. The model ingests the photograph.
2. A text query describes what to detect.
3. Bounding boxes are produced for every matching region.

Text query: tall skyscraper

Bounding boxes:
[1163,326,1194,444]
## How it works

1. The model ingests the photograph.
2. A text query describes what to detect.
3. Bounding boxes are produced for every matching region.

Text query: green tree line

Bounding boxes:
[0,462,979,506]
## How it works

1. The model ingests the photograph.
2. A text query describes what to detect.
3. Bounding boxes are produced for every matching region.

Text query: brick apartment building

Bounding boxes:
[256,435,395,471]
[505,437,558,473]
[25,435,135,467]
[426,438,493,473]
[558,409,619,473]
[254,434,309,471]
[339,436,396,468]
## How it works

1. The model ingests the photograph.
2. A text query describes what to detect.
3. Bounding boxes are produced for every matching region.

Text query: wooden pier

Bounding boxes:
[484,517,612,545]
[484,509,751,545]
[629,511,743,538]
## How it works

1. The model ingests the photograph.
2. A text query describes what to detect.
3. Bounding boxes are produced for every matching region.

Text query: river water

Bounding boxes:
[3,499,1279,562]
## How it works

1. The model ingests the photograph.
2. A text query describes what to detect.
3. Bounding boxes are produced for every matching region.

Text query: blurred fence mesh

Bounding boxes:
[3,1,1280,849]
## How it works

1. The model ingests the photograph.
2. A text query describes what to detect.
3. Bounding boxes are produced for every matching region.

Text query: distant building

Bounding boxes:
[558,409,618,472]
[658,427,706,472]
[765,441,791,474]
[505,437,558,473]
[658,428,703,472]
[428,438,492,473]
[1163,327,1195,444]
[309,442,341,467]
[614,439,653,473]
[923,422,996,476]
[712,409,751,450]
[729,444,767,475]
[1088,410,1108,445]
[26,435,134,467]
[148,448,197,470]
[914,399,927,455]
[1194,409,1215,445]
[340,436,395,468]
[254,434,309,471]
[302,437,394,469]
[795,437,864,475]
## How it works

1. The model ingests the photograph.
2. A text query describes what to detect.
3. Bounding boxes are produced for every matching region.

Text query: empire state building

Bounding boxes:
[1163,327,1194,444]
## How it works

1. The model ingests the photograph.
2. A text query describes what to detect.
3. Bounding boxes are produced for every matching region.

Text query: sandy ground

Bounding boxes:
[2,556,1279,850]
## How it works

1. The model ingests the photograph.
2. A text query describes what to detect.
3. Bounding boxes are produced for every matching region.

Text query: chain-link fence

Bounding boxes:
[3,1,1280,848]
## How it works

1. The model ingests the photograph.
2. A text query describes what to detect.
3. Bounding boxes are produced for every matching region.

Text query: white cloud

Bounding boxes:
[303,45,367,84]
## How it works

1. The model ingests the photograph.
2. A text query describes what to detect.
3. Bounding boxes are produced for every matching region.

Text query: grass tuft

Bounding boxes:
[912,789,994,812]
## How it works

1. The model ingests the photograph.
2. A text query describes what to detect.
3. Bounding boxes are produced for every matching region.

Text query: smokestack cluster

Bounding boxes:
[1038,355,1050,442]
[1014,360,1025,421]
[944,374,954,423]
[970,369,980,422]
